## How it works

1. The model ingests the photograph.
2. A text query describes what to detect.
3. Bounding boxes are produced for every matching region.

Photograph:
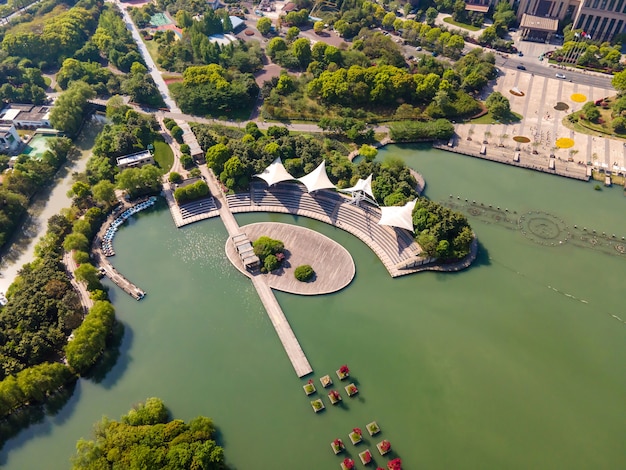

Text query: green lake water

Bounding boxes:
[1,145,625,469]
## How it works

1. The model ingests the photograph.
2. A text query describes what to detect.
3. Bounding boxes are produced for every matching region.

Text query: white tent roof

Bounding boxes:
[254,157,295,186]
[378,199,417,232]
[341,174,376,199]
[297,160,336,193]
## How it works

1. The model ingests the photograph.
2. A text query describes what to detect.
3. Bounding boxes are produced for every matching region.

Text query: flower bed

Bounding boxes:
[303,379,316,396]
[349,428,363,445]
[341,457,355,470]
[367,421,380,436]
[345,383,358,397]
[329,390,342,404]
[388,457,402,470]
[377,439,391,456]
[320,375,333,387]
[359,449,373,465]
[331,438,345,455]
[336,365,350,380]
[311,399,325,413]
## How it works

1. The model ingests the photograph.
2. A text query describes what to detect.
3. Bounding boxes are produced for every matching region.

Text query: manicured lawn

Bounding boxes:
[470,110,523,124]
[443,17,481,32]
[562,106,626,140]
[153,139,174,172]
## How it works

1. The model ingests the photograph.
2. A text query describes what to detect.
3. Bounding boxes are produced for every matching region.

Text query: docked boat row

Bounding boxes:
[101,196,158,257]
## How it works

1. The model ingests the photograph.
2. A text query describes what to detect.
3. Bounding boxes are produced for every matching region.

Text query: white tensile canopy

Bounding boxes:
[297,160,336,193]
[253,157,295,186]
[340,174,377,205]
[378,199,417,232]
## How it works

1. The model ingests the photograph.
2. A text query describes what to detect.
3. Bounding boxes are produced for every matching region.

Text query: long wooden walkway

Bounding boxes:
[196,165,313,378]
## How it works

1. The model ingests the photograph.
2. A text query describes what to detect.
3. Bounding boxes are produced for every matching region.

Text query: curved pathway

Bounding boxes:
[227,184,437,278]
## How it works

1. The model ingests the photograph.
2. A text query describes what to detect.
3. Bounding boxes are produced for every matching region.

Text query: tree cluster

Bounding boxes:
[0,252,83,379]
[170,64,259,116]
[0,137,76,247]
[253,236,285,272]
[412,198,473,260]
[65,301,116,375]
[71,397,227,469]
[550,38,622,72]
[174,179,210,203]
[0,61,47,104]
[89,104,160,184]
[1,0,100,68]
[389,119,455,142]
[91,7,143,72]
[50,80,96,136]
[0,362,74,419]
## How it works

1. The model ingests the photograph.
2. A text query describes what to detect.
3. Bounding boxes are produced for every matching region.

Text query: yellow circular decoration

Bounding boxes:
[555,137,575,149]
[571,93,587,103]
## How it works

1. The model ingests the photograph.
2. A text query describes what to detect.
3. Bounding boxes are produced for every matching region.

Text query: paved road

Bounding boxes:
[111,0,181,113]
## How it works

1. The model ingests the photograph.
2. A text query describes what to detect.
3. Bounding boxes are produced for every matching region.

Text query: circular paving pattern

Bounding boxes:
[555,137,575,149]
[513,136,531,143]
[615,244,626,254]
[518,212,570,246]
[554,102,570,111]
[571,93,587,103]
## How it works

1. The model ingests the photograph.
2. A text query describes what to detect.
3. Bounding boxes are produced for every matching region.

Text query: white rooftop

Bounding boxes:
[254,157,295,186]
[378,199,417,232]
[297,160,336,193]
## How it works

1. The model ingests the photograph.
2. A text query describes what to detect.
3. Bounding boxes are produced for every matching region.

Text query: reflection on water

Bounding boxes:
[1,145,625,469]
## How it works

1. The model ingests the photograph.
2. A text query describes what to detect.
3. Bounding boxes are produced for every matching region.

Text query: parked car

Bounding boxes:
[556,73,566,79]
[415,46,422,51]
[517,64,526,70]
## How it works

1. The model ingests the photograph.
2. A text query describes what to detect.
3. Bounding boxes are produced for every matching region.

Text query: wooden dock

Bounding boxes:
[252,276,312,377]
[195,166,314,377]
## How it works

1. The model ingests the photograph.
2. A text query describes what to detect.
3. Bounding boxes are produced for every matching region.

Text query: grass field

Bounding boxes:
[153,139,174,173]
[443,17,481,32]
[470,110,523,124]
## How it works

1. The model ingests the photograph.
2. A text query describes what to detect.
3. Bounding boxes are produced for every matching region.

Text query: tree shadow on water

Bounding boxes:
[84,321,132,389]
[0,380,80,462]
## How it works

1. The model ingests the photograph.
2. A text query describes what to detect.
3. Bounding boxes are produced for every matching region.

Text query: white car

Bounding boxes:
[555,73,566,79]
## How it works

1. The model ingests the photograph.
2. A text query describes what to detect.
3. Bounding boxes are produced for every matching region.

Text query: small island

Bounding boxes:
[70,398,226,469]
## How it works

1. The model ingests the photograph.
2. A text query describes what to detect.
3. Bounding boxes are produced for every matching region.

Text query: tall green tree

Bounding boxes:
[50,81,96,136]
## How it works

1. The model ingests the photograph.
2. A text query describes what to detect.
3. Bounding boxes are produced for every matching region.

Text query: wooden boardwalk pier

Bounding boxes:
[195,166,314,377]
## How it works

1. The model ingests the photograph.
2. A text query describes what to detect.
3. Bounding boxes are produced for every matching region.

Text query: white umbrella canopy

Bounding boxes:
[253,157,295,186]
[378,199,417,232]
[297,160,336,193]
